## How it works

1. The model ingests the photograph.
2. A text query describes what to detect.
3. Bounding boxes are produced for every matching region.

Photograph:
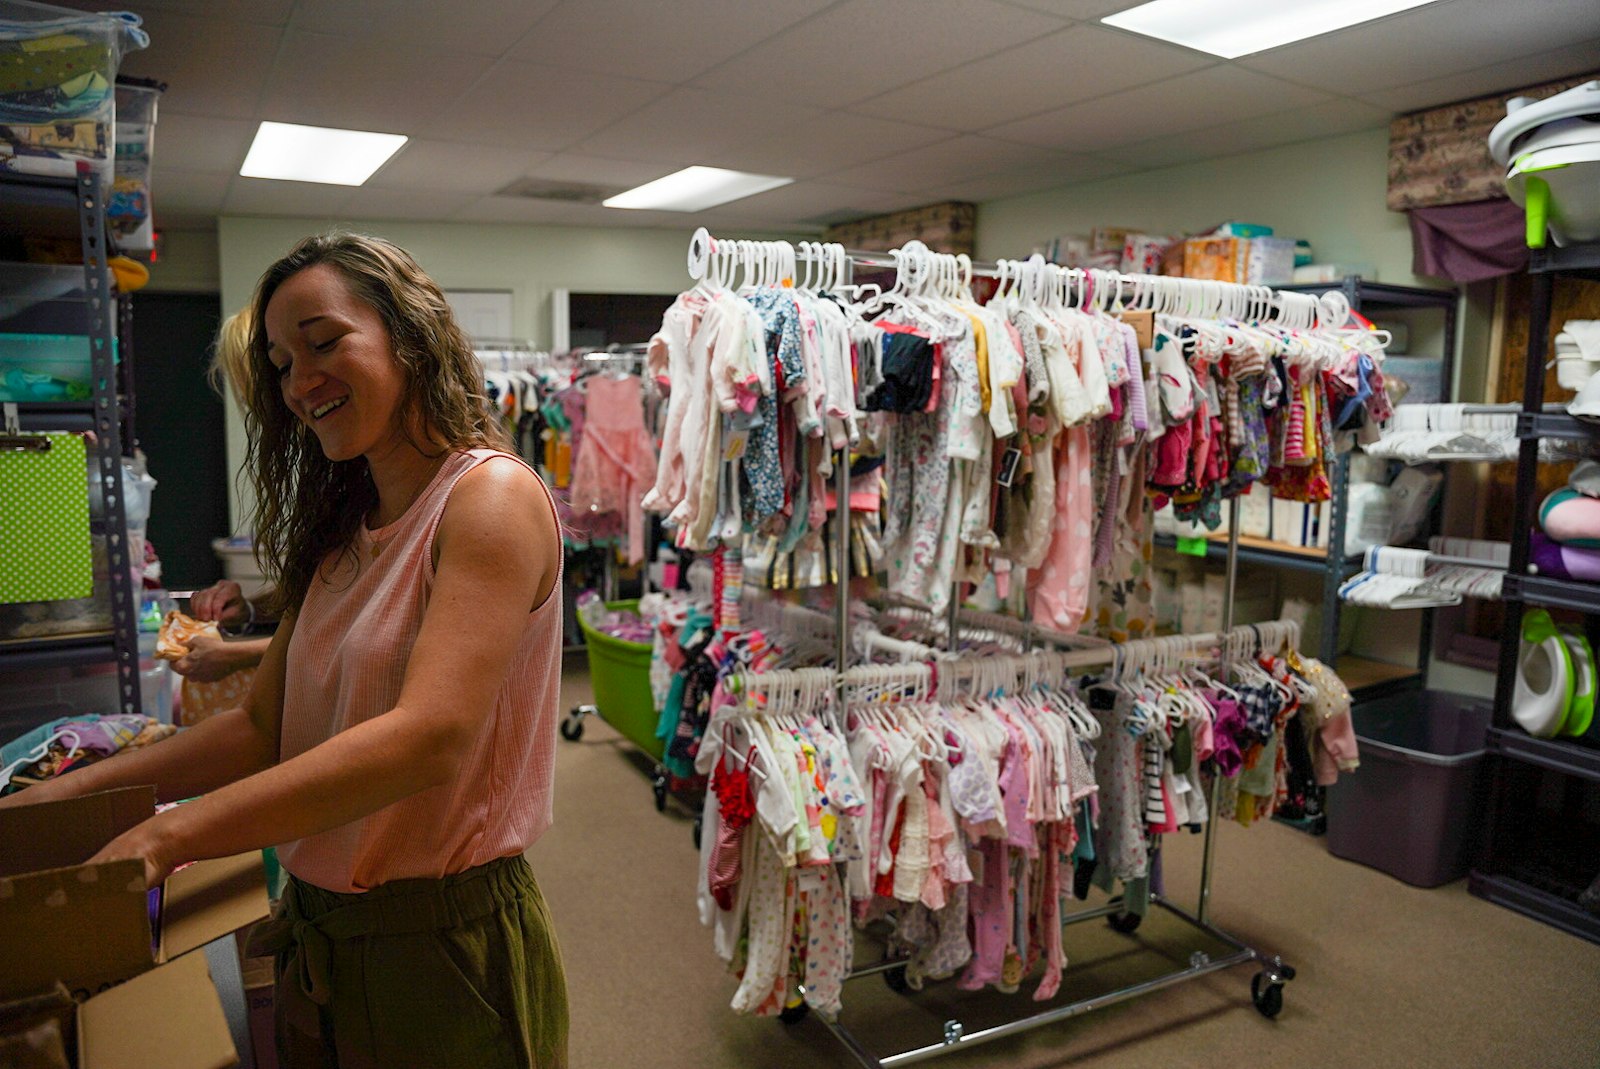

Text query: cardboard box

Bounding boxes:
[77,953,237,1069]
[0,786,269,1004]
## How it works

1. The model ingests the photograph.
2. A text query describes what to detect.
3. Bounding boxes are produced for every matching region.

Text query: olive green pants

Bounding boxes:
[247,856,568,1069]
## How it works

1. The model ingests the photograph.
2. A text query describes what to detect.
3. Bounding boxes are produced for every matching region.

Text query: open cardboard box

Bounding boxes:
[0,786,271,1068]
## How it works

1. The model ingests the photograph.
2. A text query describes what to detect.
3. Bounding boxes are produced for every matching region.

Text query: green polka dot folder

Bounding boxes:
[0,433,93,604]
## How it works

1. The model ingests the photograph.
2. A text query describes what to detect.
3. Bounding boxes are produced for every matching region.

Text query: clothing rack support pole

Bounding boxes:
[947,581,960,653]
[1198,493,1243,926]
[835,253,855,687]
[835,447,851,677]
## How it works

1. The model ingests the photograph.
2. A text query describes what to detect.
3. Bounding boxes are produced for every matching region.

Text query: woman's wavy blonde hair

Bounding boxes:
[207,307,255,410]
[243,232,509,614]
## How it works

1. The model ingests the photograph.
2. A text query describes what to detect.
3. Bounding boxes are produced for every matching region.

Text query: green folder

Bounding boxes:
[0,432,94,605]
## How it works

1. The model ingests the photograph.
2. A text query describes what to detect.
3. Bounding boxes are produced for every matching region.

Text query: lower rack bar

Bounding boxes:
[815,899,1291,1069]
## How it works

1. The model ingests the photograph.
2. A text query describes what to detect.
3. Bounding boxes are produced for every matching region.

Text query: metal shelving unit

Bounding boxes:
[1158,279,1458,705]
[0,167,141,717]
[1152,532,1362,575]
[1476,238,1600,944]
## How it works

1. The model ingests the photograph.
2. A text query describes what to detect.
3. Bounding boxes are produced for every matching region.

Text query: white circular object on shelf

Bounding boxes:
[1513,633,1572,739]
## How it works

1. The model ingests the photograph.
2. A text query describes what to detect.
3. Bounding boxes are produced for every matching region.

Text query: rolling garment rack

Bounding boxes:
[680,232,1317,1066]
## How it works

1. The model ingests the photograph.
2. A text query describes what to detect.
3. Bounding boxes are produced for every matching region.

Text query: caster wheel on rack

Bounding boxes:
[779,999,810,1025]
[1251,972,1284,1019]
[559,709,585,742]
[1108,910,1143,934]
[692,817,703,850]
[652,772,669,813]
[883,965,909,994]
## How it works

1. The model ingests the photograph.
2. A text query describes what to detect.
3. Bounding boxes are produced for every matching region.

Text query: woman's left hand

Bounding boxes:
[89,818,177,888]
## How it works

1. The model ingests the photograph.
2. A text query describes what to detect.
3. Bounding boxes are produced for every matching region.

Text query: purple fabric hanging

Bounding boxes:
[1408,198,1529,283]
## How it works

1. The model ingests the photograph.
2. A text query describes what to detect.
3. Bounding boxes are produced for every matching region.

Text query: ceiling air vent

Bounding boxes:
[494,178,621,204]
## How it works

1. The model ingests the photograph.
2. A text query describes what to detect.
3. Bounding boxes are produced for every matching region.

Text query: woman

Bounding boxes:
[2,233,568,1067]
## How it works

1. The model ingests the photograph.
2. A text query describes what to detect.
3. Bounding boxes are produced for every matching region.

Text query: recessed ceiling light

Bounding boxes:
[1102,0,1443,59]
[603,166,793,212]
[240,121,408,186]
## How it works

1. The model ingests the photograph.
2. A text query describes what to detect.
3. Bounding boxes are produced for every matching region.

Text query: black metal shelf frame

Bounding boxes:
[1152,533,1361,576]
[1480,238,1600,945]
[1485,726,1600,785]
[0,166,141,717]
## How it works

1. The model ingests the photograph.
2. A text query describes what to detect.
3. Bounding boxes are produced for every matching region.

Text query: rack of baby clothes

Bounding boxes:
[646,233,1384,1066]
[645,230,1392,654]
[691,617,1355,1065]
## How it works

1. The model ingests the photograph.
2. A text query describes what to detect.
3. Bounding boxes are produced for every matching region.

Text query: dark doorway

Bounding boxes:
[568,293,674,350]
[129,291,226,590]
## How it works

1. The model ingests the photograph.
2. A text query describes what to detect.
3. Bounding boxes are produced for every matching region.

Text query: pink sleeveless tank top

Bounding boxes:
[276,449,562,892]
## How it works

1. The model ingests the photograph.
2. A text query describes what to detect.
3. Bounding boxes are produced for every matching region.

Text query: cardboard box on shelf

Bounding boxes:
[0,785,269,1002]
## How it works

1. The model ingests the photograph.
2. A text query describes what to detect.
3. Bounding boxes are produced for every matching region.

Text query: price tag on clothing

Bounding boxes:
[995,447,1023,488]
[1175,536,1207,557]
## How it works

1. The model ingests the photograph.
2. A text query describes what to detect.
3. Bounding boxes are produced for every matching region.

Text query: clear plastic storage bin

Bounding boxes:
[0,1,148,188]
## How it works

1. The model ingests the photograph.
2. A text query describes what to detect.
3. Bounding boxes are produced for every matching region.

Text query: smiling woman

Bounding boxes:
[1,233,570,1069]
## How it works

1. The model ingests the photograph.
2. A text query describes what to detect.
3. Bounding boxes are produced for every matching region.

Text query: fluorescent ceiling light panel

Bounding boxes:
[604,166,793,212]
[1102,0,1442,59]
[240,121,408,186]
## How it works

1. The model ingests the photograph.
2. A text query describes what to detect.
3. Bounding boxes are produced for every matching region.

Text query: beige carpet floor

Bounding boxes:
[530,657,1600,1069]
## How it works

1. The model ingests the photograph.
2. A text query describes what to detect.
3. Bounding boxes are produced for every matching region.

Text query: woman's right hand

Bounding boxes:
[192,580,248,628]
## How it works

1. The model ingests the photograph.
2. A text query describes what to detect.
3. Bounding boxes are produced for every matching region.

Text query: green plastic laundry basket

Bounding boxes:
[576,599,662,759]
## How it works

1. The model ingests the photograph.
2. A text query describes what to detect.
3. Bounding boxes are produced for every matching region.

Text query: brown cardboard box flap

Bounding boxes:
[0,787,155,878]
[0,860,150,1003]
[78,952,237,1069]
[160,853,271,962]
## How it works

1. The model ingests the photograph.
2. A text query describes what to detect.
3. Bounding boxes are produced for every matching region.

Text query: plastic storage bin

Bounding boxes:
[576,598,661,759]
[0,332,107,401]
[0,2,148,188]
[1326,691,1492,887]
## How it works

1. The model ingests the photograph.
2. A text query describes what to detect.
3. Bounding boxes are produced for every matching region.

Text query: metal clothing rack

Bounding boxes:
[677,232,1313,1065]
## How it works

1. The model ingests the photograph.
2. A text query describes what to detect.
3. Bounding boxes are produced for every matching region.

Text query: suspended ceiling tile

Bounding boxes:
[367,141,554,195]
[222,178,357,218]
[928,156,1133,201]
[987,66,1333,152]
[345,189,480,222]
[151,169,232,217]
[418,62,669,151]
[690,0,1069,109]
[1356,38,1600,113]
[153,113,258,175]
[853,25,1215,132]
[110,9,282,119]
[451,196,657,226]
[994,0,1141,17]
[1101,98,1392,169]
[294,0,560,57]
[718,113,957,179]
[709,182,924,227]
[822,135,1071,194]
[510,0,835,83]
[259,32,485,133]
[523,154,680,190]
[569,87,824,168]
[1238,0,1600,95]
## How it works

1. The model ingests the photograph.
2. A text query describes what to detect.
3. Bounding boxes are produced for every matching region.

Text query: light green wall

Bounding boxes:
[217,215,800,531]
[145,227,220,293]
[978,126,1424,287]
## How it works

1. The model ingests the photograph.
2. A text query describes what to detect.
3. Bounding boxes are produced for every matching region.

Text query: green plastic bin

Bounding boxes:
[576,599,662,759]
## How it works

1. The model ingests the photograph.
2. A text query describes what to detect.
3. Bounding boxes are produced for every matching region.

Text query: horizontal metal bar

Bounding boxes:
[1058,901,1125,928]
[875,947,1259,1068]
[845,957,910,981]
